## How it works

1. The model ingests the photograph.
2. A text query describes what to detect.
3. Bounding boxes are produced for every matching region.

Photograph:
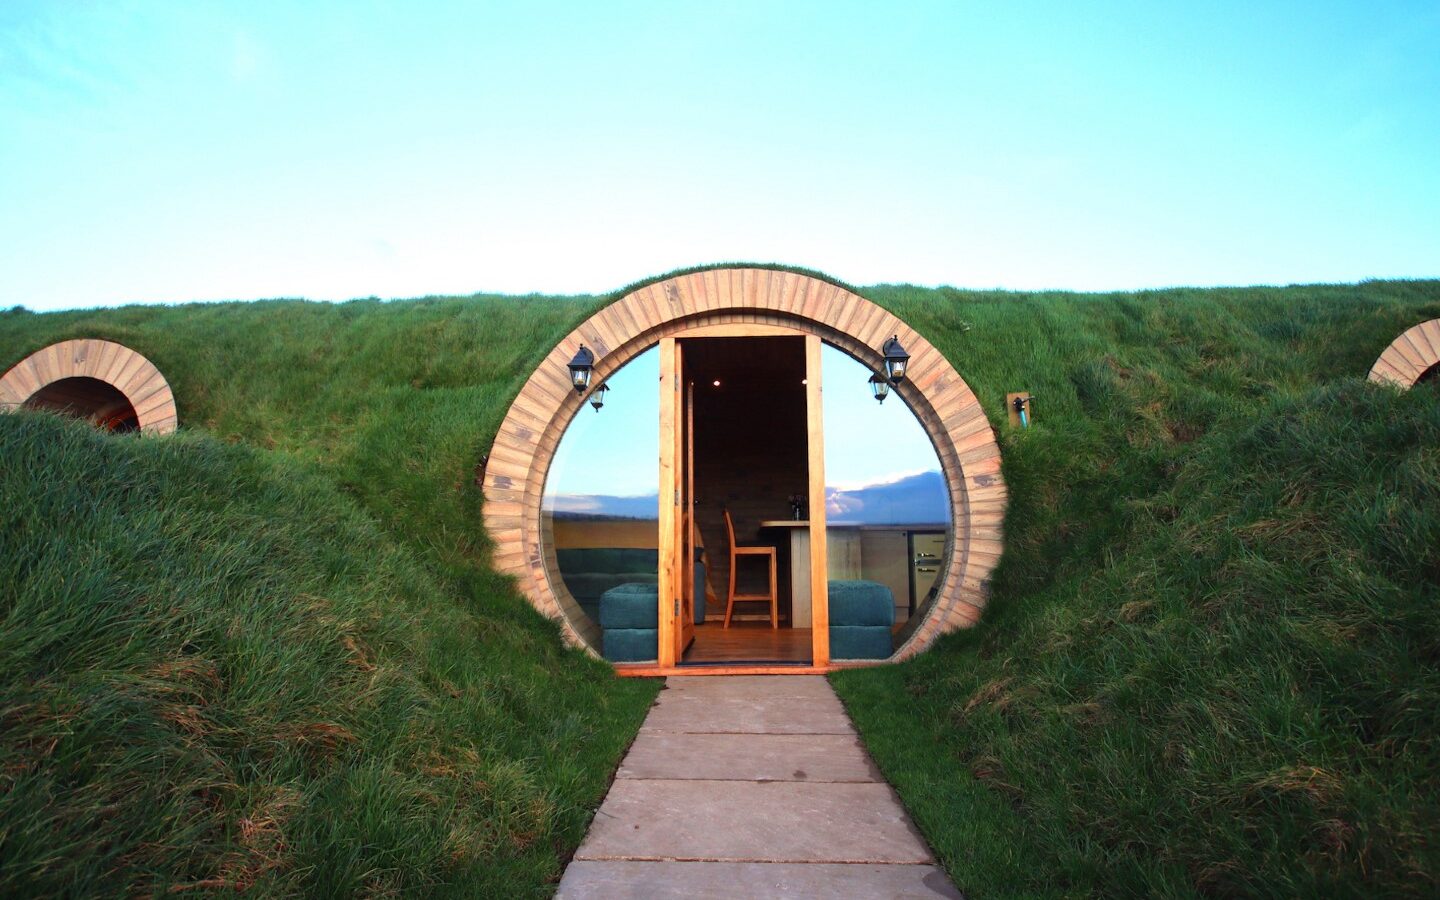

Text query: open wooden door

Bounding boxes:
[660,330,824,668]
[805,334,830,666]
[680,369,697,658]
[657,338,696,666]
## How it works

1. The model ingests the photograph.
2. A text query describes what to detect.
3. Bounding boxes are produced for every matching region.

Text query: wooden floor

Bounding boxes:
[682,622,813,664]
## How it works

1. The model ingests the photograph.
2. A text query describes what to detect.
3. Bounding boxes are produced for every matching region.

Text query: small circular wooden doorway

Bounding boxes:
[0,339,178,434]
[483,268,1005,665]
[1369,319,1440,388]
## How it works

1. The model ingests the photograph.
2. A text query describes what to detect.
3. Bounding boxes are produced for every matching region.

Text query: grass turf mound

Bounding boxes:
[4,275,1440,895]
[0,412,657,896]
[834,381,1440,897]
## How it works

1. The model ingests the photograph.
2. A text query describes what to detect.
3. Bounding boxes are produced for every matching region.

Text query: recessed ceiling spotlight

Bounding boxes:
[712,379,721,387]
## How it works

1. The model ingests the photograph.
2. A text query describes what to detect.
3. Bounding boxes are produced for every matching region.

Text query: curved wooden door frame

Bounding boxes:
[1369,319,1440,388]
[0,339,178,434]
[483,268,1006,664]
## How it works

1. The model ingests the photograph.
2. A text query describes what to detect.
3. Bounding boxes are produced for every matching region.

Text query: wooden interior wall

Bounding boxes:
[685,336,809,617]
[24,376,140,430]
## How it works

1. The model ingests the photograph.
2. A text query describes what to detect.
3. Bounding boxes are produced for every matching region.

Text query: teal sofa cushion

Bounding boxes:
[602,628,657,663]
[829,625,894,660]
[828,580,896,627]
[562,548,707,627]
[599,582,659,630]
[566,572,658,604]
[827,580,894,660]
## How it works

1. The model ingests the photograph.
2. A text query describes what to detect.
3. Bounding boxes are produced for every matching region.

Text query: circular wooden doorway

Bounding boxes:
[0,339,178,434]
[483,268,1005,664]
[1369,319,1440,388]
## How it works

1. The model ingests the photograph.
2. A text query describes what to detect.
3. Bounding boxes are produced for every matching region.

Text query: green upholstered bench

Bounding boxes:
[597,559,708,663]
[557,547,706,627]
[828,579,895,660]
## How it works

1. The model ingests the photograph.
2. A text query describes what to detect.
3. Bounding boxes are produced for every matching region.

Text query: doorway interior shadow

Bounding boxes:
[677,336,814,665]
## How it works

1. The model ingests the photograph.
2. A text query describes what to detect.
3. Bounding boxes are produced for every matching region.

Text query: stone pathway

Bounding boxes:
[557,676,962,899]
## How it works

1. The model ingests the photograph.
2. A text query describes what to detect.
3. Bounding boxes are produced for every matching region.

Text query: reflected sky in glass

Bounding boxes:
[546,346,659,505]
[820,344,938,489]
[821,344,946,527]
[544,342,946,525]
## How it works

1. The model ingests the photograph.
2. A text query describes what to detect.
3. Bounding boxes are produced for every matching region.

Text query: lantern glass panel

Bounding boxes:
[870,374,890,403]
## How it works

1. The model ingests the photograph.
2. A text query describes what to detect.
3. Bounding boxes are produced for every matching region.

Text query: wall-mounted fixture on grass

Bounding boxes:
[568,345,596,392]
[0,339,177,434]
[1368,319,1440,389]
[589,382,610,412]
[1007,392,1033,428]
[881,334,910,383]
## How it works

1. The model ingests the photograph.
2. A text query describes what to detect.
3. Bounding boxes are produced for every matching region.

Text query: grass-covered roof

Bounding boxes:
[3,274,1439,895]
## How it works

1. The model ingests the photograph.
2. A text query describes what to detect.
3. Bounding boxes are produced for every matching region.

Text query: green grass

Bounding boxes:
[833,288,1440,897]
[0,412,657,896]
[3,273,1440,896]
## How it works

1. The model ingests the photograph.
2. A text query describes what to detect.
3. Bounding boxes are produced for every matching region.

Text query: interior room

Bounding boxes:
[23,376,140,432]
[680,335,812,664]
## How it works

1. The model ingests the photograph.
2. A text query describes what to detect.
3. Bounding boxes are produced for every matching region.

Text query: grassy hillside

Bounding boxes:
[832,284,1440,897]
[835,382,1440,897]
[3,274,1440,896]
[0,412,657,896]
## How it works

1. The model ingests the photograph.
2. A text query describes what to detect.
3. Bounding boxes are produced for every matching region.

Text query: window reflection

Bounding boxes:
[822,344,951,657]
[543,348,660,639]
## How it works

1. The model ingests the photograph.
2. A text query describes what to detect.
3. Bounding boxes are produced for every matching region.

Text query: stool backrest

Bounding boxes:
[722,507,737,554]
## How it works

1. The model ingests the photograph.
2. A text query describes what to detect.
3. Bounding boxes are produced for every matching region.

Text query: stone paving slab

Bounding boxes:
[556,860,964,899]
[559,675,961,897]
[617,732,883,783]
[662,674,839,700]
[641,690,854,735]
[573,779,934,864]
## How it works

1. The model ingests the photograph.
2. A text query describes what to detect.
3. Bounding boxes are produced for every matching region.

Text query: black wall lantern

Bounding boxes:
[867,334,911,403]
[568,345,595,392]
[882,334,910,383]
[590,382,610,412]
[869,372,890,404]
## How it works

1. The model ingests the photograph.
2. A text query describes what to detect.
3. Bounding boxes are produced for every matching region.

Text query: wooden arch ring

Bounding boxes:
[1369,319,1440,389]
[0,339,178,434]
[483,268,1006,662]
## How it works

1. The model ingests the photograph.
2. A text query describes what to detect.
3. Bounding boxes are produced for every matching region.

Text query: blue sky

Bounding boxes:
[547,345,940,499]
[2,1,1437,311]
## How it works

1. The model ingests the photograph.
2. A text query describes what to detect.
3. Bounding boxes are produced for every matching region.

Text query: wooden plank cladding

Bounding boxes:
[0,339,178,435]
[1370,319,1440,388]
[482,267,1008,664]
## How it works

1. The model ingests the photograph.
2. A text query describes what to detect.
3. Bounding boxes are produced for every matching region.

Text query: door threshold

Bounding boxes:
[614,663,836,677]
[680,659,814,668]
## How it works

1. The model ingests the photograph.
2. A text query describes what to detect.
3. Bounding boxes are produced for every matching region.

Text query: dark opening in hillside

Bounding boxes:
[23,376,139,432]
[1419,363,1440,384]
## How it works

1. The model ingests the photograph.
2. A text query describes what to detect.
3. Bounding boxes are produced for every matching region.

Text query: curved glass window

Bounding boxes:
[822,344,951,655]
[542,347,660,639]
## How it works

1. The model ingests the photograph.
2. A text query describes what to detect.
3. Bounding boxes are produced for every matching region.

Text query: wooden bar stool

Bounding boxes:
[722,508,778,628]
